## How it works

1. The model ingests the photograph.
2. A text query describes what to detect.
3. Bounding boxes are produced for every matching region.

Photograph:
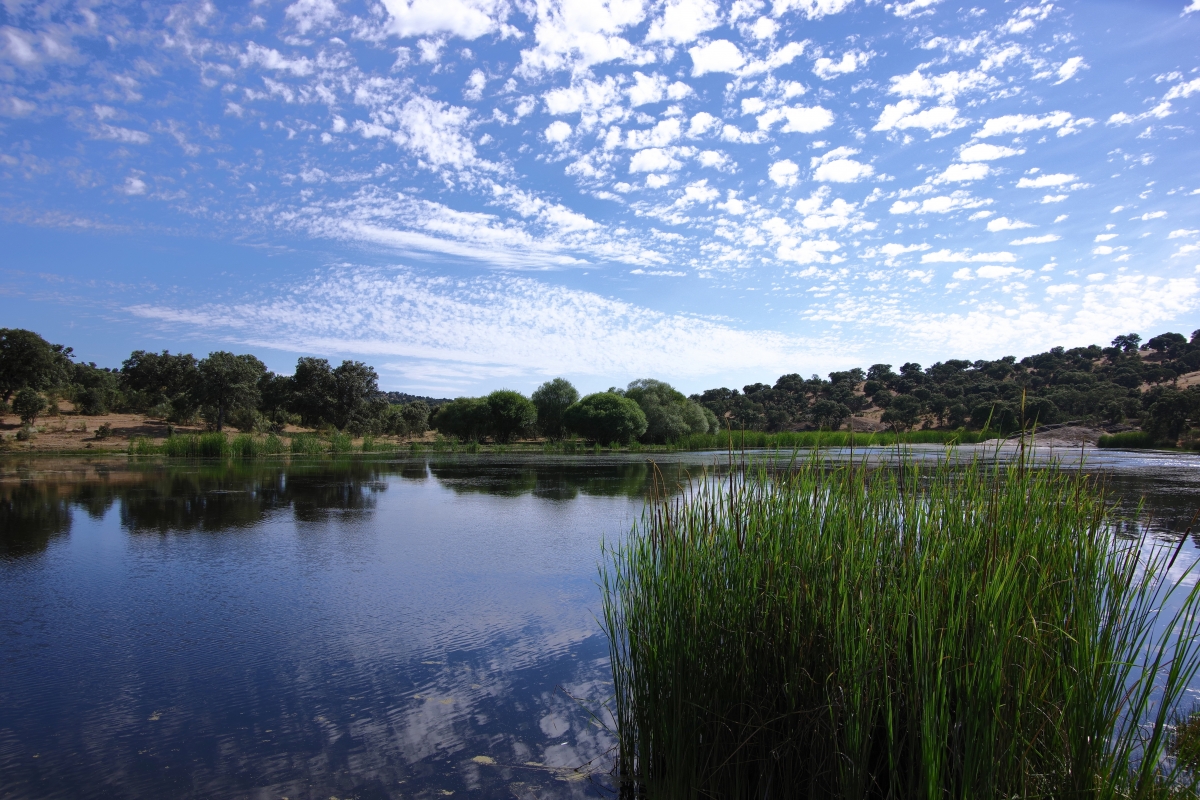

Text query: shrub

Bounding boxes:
[13,387,47,424]
[78,386,108,416]
[95,422,113,440]
[486,389,537,443]
[146,402,173,420]
[15,426,34,441]
[329,431,352,454]
[563,392,647,444]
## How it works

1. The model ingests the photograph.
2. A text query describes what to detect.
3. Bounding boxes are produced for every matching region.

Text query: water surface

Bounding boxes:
[3,448,1200,799]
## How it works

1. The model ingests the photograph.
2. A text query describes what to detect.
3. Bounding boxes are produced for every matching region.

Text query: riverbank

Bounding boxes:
[0,409,1150,457]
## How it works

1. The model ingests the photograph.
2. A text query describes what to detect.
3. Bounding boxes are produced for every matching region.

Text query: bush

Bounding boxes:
[95,422,113,440]
[78,386,109,416]
[15,426,34,441]
[146,402,173,420]
[563,392,648,444]
[329,431,352,454]
[486,389,537,443]
[12,387,47,424]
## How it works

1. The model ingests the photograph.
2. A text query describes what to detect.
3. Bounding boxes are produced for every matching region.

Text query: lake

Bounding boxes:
[3,447,1200,799]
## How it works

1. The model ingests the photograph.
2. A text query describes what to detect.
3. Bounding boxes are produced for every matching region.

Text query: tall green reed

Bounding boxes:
[602,452,1200,799]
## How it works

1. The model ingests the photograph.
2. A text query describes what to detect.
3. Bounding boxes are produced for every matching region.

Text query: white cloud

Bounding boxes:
[625,118,682,148]
[1186,0,1200,14]
[119,176,147,195]
[240,42,314,76]
[921,249,1016,263]
[1094,233,1118,242]
[1169,229,1199,239]
[933,163,989,183]
[130,267,840,384]
[887,68,993,103]
[1173,244,1200,258]
[770,0,856,19]
[689,39,745,76]
[1054,56,1086,84]
[986,217,1033,232]
[545,120,572,142]
[814,158,873,182]
[958,143,1024,162]
[812,50,872,80]
[1135,210,1168,220]
[1010,234,1061,245]
[687,111,720,136]
[1041,194,1068,204]
[756,105,835,133]
[673,178,720,208]
[464,68,487,100]
[1016,173,1076,188]
[973,111,1073,138]
[517,0,647,76]
[888,0,942,17]
[889,192,992,214]
[630,147,683,172]
[628,71,667,106]
[768,159,800,186]
[976,265,1029,279]
[646,0,722,43]
[286,0,339,34]
[697,150,730,168]
[382,0,510,38]
[873,99,962,133]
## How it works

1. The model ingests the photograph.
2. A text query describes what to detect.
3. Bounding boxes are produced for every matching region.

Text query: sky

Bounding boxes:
[1,0,1199,396]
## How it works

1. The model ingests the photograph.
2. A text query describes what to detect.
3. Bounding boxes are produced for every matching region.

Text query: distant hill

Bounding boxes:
[383,391,451,408]
[691,330,1200,443]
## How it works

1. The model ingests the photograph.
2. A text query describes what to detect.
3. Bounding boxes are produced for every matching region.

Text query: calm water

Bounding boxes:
[4,448,1200,800]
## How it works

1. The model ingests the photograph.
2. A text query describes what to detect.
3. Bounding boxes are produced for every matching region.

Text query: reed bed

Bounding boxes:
[673,429,993,451]
[1099,431,1160,449]
[602,453,1200,799]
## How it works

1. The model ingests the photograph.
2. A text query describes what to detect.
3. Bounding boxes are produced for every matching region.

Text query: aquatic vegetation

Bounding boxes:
[1100,431,1160,449]
[289,433,324,456]
[672,428,992,451]
[602,453,1200,798]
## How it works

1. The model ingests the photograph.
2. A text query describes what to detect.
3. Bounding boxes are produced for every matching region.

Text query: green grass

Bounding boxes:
[602,453,1200,798]
[1100,431,1161,449]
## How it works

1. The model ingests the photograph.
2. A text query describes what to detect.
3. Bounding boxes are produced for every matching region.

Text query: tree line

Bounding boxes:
[0,329,430,437]
[4,326,1200,445]
[692,329,1200,445]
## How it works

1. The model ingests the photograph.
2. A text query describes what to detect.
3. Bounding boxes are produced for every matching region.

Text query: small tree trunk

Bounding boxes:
[217,403,225,432]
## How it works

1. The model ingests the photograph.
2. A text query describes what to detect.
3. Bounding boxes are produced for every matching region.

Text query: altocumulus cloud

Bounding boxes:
[126,267,844,387]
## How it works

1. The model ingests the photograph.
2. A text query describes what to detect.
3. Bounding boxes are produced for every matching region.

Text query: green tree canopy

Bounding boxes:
[13,387,47,425]
[487,390,537,443]
[432,397,492,441]
[291,357,336,426]
[563,392,648,444]
[119,350,198,411]
[0,329,73,404]
[531,378,579,439]
[330,360,382,432]
[623,378,710,443]
[196,352,266,431]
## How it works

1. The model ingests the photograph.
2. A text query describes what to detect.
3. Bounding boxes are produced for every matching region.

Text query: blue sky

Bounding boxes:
[1,0,1199,396]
